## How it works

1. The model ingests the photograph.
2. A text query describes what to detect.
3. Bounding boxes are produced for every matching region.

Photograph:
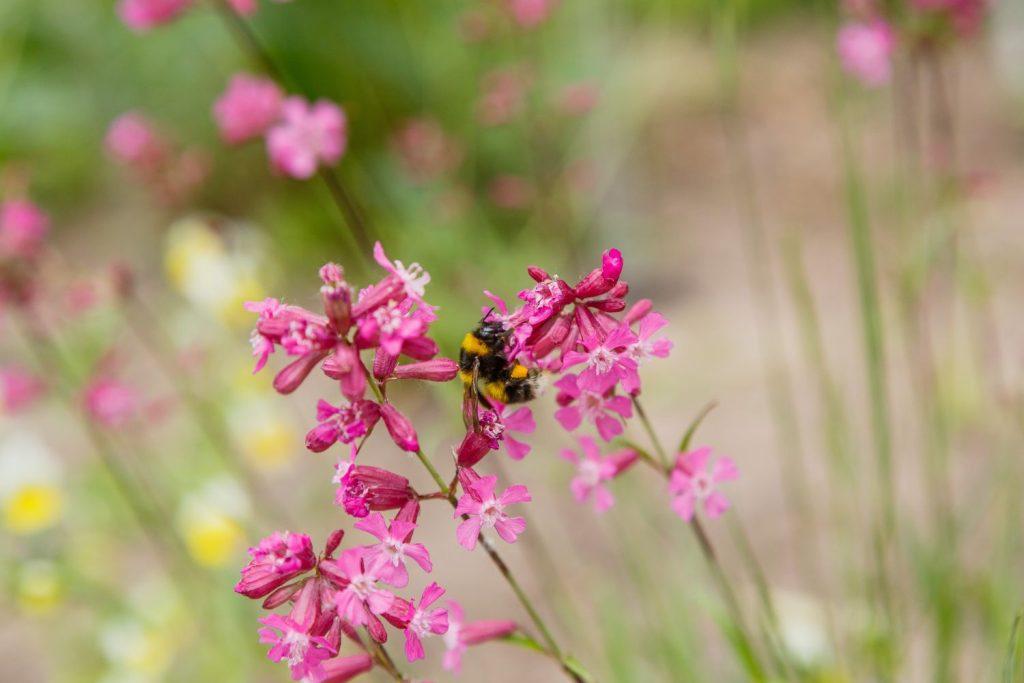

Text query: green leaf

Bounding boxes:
[563,655,595,682]
[501,631,547,655]
[1004,611,1024,683]
[677,401,719,453]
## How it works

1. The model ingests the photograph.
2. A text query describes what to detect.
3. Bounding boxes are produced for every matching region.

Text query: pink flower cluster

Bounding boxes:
[213,73,347,179]
[118,0,291,31]
[105,112,209,204]
[837,20,896,87]
[0,198,50,307]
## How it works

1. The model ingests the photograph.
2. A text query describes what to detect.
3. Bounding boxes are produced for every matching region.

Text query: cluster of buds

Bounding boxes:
[213,73,347,180]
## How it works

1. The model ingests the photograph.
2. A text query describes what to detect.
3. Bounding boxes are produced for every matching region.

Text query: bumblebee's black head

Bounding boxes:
[473,319,510,350]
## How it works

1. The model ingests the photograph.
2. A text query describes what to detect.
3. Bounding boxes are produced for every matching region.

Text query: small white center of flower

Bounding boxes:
[578,459,603,487]
[383,537,404,564]
[479,499,504,527]
[283,630,310,667]
[409,609,433,638]
[691,472,713,499]
[349,574,373,600]
[373,302,404,335]
[589,346,616,374]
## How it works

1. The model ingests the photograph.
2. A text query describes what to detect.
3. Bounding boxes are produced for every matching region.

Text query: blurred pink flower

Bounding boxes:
[105,112,166,167]
[236,531,317,598]
[558,81,599,116]
[213,73,284,144]
[400,582,449,662]
[837,20,896,87]
[354,512,432,588]
[488,175,534,209]
[0,366,44,413]
[668,446,739,521]
[442,601,517,673]
[910,0,987,36]
[391,118,462,183]
[226,0,293,15]
[454,473,530,550]
[477,68,530,126]
[0,200,49,258]
[626,310,673,365]
[118,0,192,31]
[554,373,632,440]
[559,436,637,512]
[83,377,140,428]
[267,97,347,179]
[507,0,556,28]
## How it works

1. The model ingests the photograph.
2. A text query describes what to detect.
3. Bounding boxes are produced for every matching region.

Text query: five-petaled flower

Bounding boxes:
[398,582,449,662]
[559,436,638,513]
[454,472,531,551]
[668,446,739,521]
[354,511,432,588]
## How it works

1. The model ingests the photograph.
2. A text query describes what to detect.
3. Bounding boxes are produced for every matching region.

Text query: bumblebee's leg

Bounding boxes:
[463,358,482,431]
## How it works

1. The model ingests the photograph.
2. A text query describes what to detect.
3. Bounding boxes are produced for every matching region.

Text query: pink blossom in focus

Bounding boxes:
[213,73,284,144]
[454,474,530,551]
[379,403,419,453]
[668,446,739,521]
[626,311,673,365]
[235,531,317,598]
[334,463,414,518]
[507,0,556,28]
[258,613,336,680]
[306,398,381,453]
[118,0,192,31]
[0,200,49,259]
[837,20,896,87]
[371,242,432,304]
[442,601,517,673]
[354,512,432,588]
[316,655,375,683]
[559,436,637,513]
[492,402,535,460]
[325,548,395,638]
[561,326,640,394]
[105,112,165,167]
[554,373,632,441]
[400,582,449,662]
[83,377,140,428]
[266,97,347,179]
[0,366,44,413]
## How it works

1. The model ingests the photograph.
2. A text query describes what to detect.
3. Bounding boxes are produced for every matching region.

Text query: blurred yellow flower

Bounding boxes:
[0,431,63,536]
[229,395,298,471]
[177,477,250,568]
[17,560,63,615]
[4,484,63,535]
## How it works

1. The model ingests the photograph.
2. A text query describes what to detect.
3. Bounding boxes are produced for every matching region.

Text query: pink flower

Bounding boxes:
[324,548,395,639]
[355,300,428,357]
[626,311,673,365]
[477,68,530,126]
[559,436,637,512]
[558,82,599,116]
[0,366,44,413]
[562,326,640,394]
[454,473,531,550]
[0,200,49,258]
[259,613,336,680]
[553,373,632,441]
[354,512,432,588]
[334,463,414,518]
[105,112,165,167]
[391,118,461,183]
[400,582,449,662]
[306,399,381,453]
[442,601,517,673]
[668,446,739,521]
[389,358,459,382]
[213,73,284,144]
[371,242,431,304]
[488,175,535,209]
[267,97,347,179]
[83,377,140,428]
[837,20,896,88]
[235,531,317,599]
[118,0,192,31]
[507,0,556,28]
[492,403,535,460]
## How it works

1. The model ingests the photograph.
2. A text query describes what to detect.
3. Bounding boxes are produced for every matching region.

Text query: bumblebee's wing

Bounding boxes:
[462,357,481,430]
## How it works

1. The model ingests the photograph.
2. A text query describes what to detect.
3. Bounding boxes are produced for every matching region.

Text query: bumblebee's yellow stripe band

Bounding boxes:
[461,333,491,356]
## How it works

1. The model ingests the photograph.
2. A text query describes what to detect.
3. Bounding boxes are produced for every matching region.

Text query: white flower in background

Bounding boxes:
[98,581,181,682]
[163,217,267,327]
[0,431,64,535]
[177,476,250,568]
[775,590,831,669]
[227,394,298,471]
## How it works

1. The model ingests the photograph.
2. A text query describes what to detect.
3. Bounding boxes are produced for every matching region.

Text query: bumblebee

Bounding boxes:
[459,318,541,406]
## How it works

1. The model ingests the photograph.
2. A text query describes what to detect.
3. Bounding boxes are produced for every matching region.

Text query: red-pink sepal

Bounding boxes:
[373,349,399,380]
[262,580,305,610]
[573,248,623,299]
[391,358,458,382]
[526,265,549,282]
[401,335,439,361]
[273,349,329,394]
[457,465,483,493]
[380,403,419,452]
[528,312,572,359]
[456,430,492,468]
[394,500,420,530]
[624,298,653,325]
[324,529,345,558]
[317,654,375,683]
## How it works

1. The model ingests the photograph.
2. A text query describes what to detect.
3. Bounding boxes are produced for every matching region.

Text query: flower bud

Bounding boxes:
[380,403,419,452]
[373,348,399,380]
[273,350,329,394]
[391,358,459,382]
[623,298,653,325]
[456,430,493,468]
[336,465,414,517]
[317,654,375,683]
